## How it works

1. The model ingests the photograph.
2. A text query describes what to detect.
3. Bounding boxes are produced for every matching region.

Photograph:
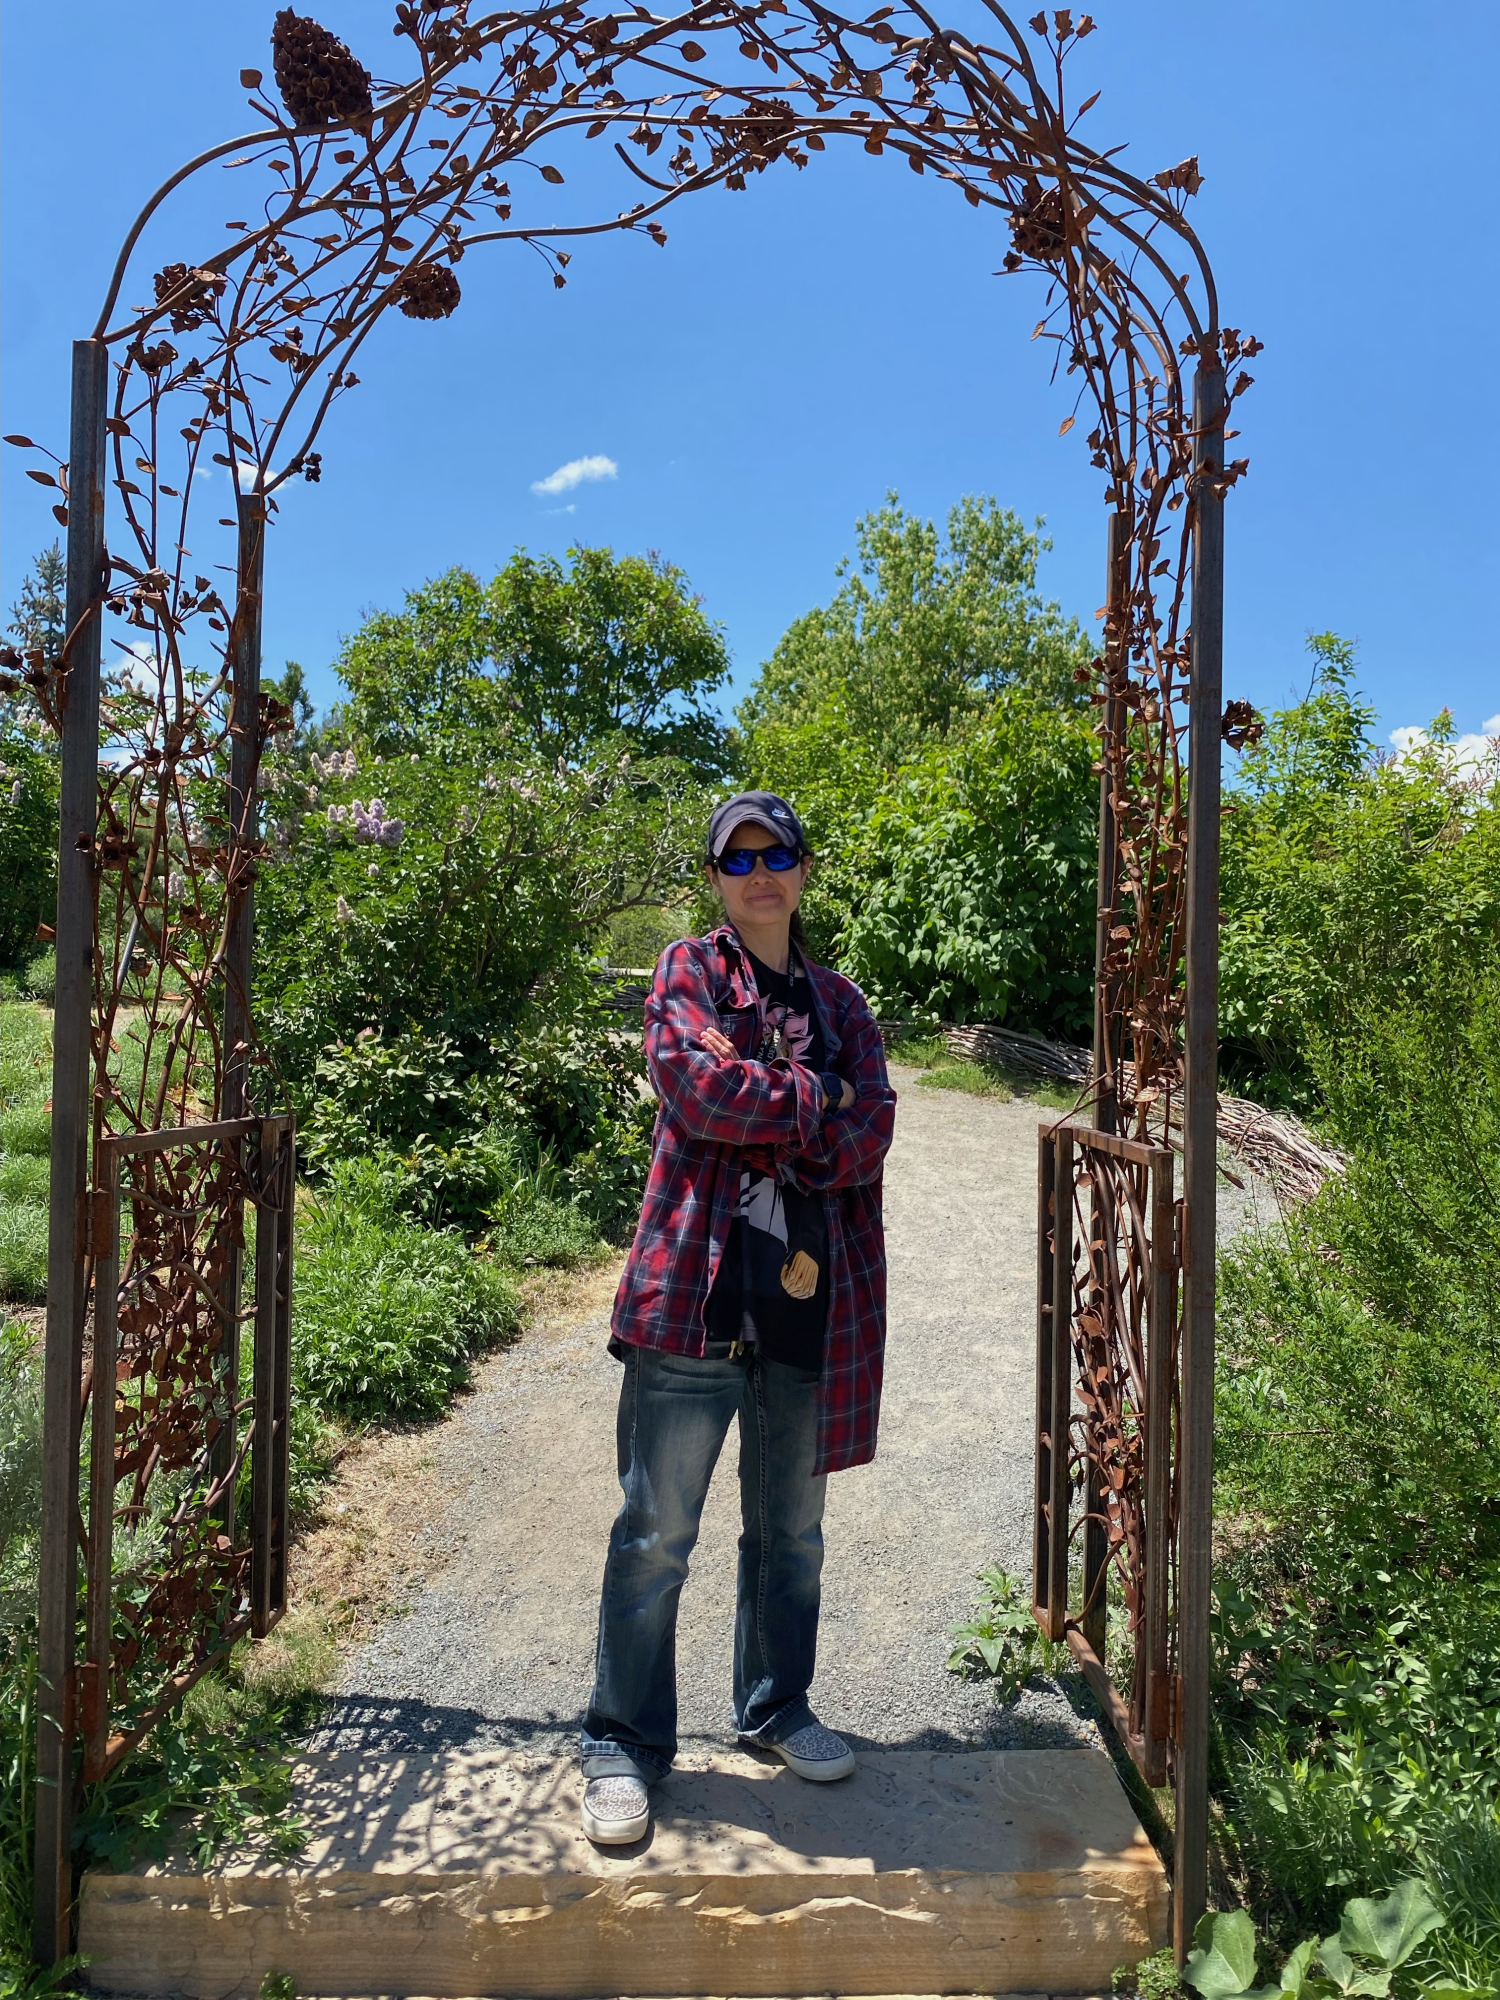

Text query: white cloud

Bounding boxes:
[530,453,617,497]
[1389,716,1500,775]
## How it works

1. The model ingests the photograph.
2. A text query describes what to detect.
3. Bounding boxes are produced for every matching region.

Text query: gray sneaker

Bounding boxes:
[768,1720,856,1782]
[581,1773,651,1844]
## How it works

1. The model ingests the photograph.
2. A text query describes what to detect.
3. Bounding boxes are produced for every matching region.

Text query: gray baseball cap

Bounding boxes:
[707,789,807,860]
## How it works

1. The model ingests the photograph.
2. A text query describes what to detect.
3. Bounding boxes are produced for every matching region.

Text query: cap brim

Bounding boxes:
[711,808,789,857]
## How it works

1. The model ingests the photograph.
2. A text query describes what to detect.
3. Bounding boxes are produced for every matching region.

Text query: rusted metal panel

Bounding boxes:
[61,1121,289,1801]
[1034,1123,1180,1794]
[100,1116,265,1158]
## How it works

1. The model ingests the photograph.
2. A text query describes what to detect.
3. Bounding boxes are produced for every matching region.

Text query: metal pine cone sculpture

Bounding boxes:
[270,9,373,128]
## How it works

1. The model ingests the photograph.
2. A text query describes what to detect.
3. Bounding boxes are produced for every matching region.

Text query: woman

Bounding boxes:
[579,789,898,1844]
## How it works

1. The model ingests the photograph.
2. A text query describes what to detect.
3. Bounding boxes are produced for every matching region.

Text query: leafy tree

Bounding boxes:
[731,495,1094,986]
[336,547,731,775]
[1,546,66,969]
[835,688,1099,1028]
[738,493,1090,771]
[1219,635,1500,1102]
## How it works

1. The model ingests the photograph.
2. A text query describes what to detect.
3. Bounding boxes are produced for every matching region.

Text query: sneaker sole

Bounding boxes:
[770,1743,857,1782]
[581,1802,651,1844]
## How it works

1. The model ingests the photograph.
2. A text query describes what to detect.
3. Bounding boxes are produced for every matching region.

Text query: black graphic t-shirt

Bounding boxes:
[704,948,830,1372]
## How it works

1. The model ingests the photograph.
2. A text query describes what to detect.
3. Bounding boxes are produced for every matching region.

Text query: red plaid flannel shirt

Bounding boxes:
[611,925,897,1475]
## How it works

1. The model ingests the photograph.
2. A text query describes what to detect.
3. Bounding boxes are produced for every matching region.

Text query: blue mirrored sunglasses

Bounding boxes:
[715,842,803,875]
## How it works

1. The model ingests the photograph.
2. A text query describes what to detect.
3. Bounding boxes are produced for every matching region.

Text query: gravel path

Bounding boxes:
[315,1070,1273,1763]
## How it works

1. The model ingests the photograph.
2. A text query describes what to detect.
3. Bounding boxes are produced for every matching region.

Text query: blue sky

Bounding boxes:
[3,0,1496,751]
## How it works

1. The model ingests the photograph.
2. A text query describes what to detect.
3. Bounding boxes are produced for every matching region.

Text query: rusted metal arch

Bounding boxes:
[18,0,1242,1963]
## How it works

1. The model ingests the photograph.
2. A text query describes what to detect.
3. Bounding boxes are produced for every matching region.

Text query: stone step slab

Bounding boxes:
[79,1746,1167,1998]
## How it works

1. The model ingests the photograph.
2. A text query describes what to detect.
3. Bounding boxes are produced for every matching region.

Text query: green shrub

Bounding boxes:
[606,903,689,969]
[1217,973,1500,1571]
[1214,961,1500,1973]
[486,1182,601,1269]
[298,1009,646,1242]
[0,1211,46,1306]
[17,954,54,1008]
[0,1007,50,1109]
[293,1166,520,1423]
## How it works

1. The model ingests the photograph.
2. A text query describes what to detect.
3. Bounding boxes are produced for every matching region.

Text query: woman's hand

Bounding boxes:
[699,1026,737,1061]
[780,1249,819,1299]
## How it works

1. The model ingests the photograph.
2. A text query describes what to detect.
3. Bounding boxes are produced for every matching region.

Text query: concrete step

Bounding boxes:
[79,1745,1168,1998]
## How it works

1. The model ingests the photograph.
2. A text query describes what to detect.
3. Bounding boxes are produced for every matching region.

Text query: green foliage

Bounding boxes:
[1,546,65,978]
[15,957,53,1009]
[337,547,730,775]
[296,1007,647,1242]
[0,1006,51,1304]
[0,1323,42,1633]
[0,1645,42,1978]
[896,1034,1013,1099]
[0,739,58,976]
[1116,1951,1189,2000]
[737,495,1093,988]
[1217,973,1500,1572]
[1181,1881,1456,2000]
[256,736,702,1085]
[1220,638,1500,1104]
[836,690,1099,1028]
[1215,950,1500,1982]
[945,1564,1063,1701]
[292,1164,521,1423]
[605,901,691,970]
[0,1213,45,1308]
[741,493,1089,770]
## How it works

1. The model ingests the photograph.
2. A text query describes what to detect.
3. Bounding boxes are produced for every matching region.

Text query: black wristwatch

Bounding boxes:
[820,1072,845,1114]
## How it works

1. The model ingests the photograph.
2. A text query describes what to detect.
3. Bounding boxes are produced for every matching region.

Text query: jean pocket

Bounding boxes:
[653,1344,741,1377]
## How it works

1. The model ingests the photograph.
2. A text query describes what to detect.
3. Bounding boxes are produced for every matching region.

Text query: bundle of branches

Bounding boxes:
[944,1022,1092,1083]
[942,1025,1344,1203]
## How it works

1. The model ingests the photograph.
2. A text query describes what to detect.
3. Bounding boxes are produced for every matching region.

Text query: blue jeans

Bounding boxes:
[581,1341,826,1783]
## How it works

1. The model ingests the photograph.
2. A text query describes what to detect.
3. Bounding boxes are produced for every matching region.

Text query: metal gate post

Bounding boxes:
[223,489,264,1123]
[1174,356,1226,1961]
[212,492,266,1529]
[34,337,109,1966]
